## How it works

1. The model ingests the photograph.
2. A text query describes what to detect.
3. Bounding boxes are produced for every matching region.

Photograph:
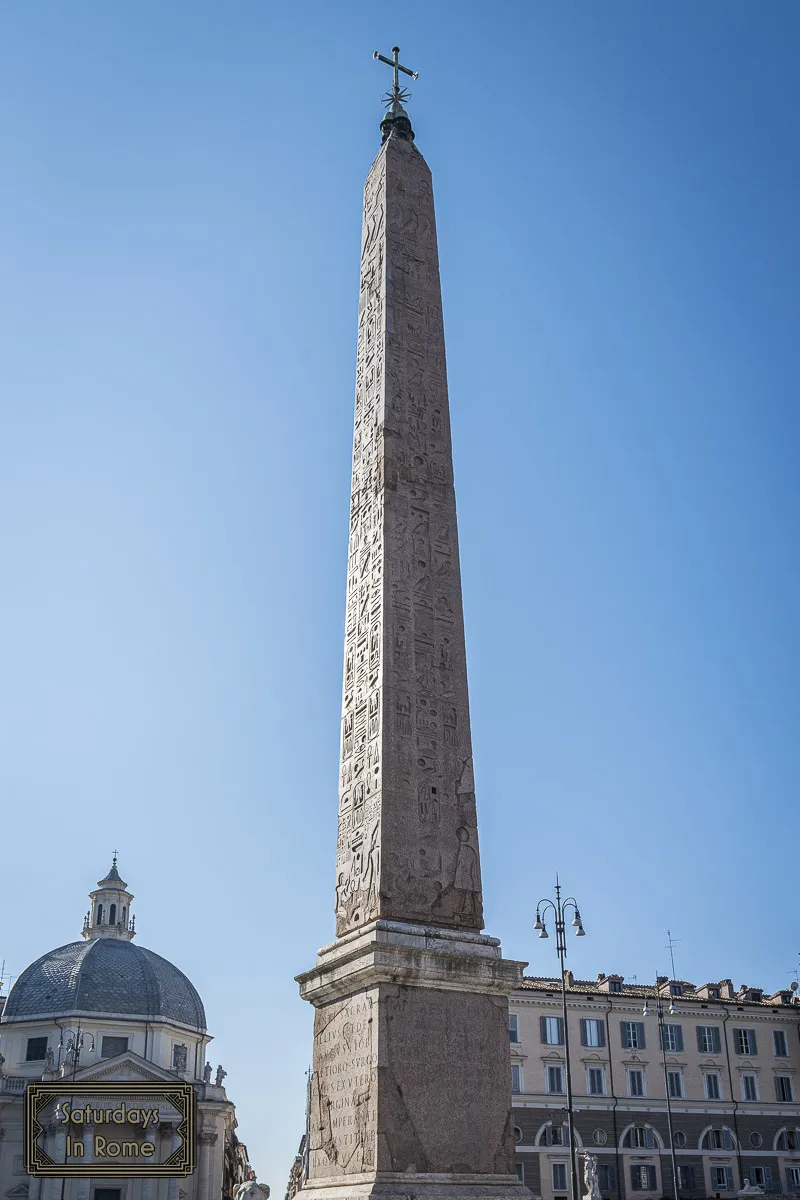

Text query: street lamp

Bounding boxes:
[534,879,586,1200]
[642,980,679,1200]
[57,1024,95,1200]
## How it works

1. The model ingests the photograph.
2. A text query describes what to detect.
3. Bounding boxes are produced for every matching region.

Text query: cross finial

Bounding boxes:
[373,45,418,108]
[112,849,118,867]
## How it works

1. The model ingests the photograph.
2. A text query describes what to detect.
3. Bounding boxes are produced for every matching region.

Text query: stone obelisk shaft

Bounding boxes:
[297,106,529,1200]
[336,130,482,938]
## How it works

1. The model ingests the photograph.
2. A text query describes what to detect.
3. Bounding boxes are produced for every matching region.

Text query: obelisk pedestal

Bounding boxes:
[297,83,530,1200]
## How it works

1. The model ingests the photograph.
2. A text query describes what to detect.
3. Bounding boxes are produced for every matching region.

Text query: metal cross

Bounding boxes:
[112,848,118,866]
[373,45,418,105]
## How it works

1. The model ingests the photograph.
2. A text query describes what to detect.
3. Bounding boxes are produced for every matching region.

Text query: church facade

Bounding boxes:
[0,861,258,1200]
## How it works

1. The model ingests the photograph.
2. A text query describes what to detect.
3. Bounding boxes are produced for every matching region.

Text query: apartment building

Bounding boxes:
[510,973,800,1200]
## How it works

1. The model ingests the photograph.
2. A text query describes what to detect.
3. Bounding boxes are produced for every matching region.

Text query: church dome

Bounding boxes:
[2,938,207,1031]
[1,858,206,1032]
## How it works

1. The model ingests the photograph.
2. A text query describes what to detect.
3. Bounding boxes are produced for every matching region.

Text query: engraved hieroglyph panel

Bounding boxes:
[334,135,483,937]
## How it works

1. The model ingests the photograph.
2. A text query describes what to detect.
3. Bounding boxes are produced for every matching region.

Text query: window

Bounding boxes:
[748,1168,773,1191]
[628,1069,645,1097]
[787,1167,800,1191]
[673,1131,687,1148]
[679,1167,697,1191]
[742,1074,758,1101]
[705,1072,722,1100]
[508,1013,519,1043]
[552,1164,568,1192]
[547,1065,564,1094]
[661,1023,684,1052]
[548,1125,566,1146]
[25,1037,48,1062]
[121,906,127,926]
[513,1126,523,1145]
[749,1132,763,1148]
[667,1070,684,1098]
[621,1021,645,1049]
[733,1028,757,1055]
[541,1016,564,1045]
[670,984,682,996]
[712,1168,734,1192]
[96,904,104,925]
[697,1025,722,1054]
[774,1029,789,1057]
[514,1164,525,1184]
[94,1191,122,1200]
[511,1064,523,1094]
[599,1166,617,1192]
[592,1129,608,1146]
[610,980,622,992]
[630,1165,657,1191]
[776,1076,795,1102]
[708,987,720,999]
[581,1018,606,1048]
[100,1036,128,1059]
[779,1129,799,1151]
[623,1127,656,1149]
[109,903,117,924]
[702,1129,734,1150]
[587,1067,605,1096]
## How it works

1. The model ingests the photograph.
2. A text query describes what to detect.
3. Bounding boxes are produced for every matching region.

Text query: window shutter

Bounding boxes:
[750,1030,757,1055]
[764,1168,773,1190]
[637,1021,646,1049]
[696,1026,704,1052]
[674,1024,684,1051]
[580,1018,588,1046]
[540,1015,548,1043]
[557,1017,564,1044]
[647,1166,657,1190]
[630,1167,639,1191]
[725,1169,734,1192]
[597,1021,606,1047]
[712,1027,721,1053]
[620,1020,629,1048]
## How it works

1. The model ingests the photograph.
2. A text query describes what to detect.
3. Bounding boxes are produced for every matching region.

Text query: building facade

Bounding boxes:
[510,974,800,1200]
[0,860,258,1200]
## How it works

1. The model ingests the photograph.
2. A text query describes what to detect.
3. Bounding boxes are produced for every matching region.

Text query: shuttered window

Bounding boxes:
[774,1029,789,1057]
[776,1076,794,1102]
[733,1028,757,1055]
[630,1165,657,1191]
[580,1018,606,1047]
[704,1072,721,1100]
[712,1168,734,1191]
[679,1167,697,1191]
[742,1075,758,1101]
[547,1065,565,1094]
[661,1024,683,1052]
[599,1166,617,1192]
[540,1016,564,1045]
[621,1021,646,1049]
[552,1164,568,1192]
[697,1025,721,1054]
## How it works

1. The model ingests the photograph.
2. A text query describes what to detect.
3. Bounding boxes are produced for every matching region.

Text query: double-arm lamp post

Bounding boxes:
[642,982,680,1200]
[534,880,586,1200]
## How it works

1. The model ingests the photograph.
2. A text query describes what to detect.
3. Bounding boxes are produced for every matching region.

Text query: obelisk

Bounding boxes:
[297,49,530,1200]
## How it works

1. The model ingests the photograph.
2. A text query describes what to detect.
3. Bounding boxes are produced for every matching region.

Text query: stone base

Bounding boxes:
[295,1171,531,1200]
[296,922,531,1194]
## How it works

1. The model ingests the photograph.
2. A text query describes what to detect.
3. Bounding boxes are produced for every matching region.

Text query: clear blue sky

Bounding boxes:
[1,0,798,1188]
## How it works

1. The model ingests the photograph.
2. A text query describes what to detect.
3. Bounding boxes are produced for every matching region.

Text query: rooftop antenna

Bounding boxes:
[665,930,681,980]
[0,959,17,995]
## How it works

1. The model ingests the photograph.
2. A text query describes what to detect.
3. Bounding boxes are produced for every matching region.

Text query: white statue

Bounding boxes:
[581,1152,601,1200]
[234,1181,270,1200]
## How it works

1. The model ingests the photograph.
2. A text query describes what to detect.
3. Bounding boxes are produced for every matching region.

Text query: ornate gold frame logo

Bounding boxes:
[24,1082,196,1178]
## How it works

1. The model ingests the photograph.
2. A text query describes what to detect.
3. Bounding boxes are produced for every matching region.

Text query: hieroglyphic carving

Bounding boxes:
[334,134,483,936]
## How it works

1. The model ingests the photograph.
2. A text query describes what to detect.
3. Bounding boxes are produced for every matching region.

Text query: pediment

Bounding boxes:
[7,1186,30,1198]
[73,1051,178,1084]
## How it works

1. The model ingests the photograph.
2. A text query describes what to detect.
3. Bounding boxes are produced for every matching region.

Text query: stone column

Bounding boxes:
[75,1127,92,1200]
[166,1126,183,1200]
